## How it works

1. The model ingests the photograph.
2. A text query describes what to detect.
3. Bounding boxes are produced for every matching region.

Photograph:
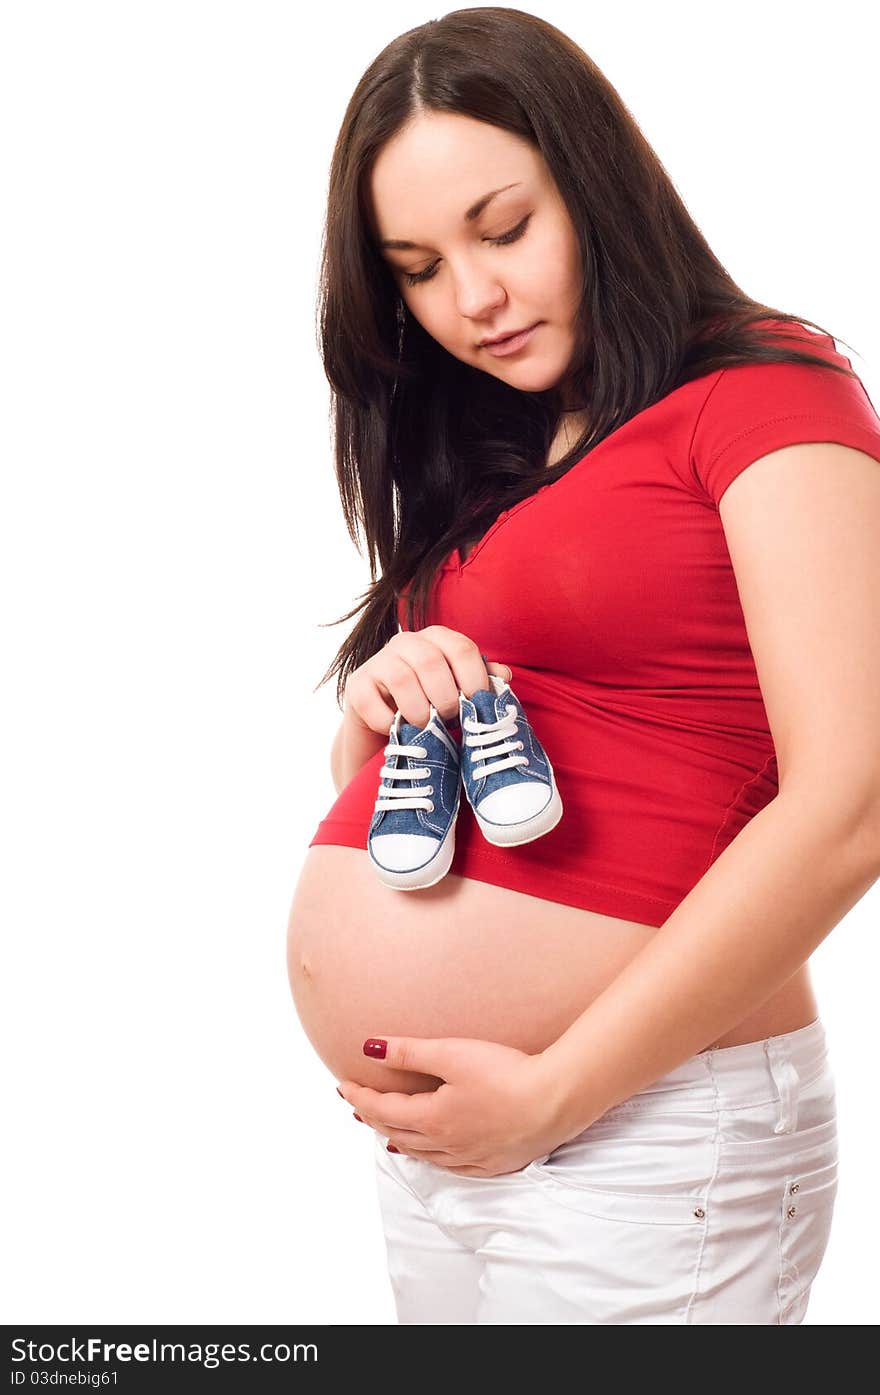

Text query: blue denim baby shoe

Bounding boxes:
[367,705,462,890]
[459,670,563,846]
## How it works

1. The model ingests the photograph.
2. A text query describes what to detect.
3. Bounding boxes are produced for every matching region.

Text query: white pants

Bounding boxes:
[372,1016,838,1324]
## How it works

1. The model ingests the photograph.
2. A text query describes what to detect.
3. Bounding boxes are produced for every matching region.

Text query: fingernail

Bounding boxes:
[336,1087,344,1097]
[386,1144,400,1153]
[353,1113,363,1122]
[363,1038,387,1058]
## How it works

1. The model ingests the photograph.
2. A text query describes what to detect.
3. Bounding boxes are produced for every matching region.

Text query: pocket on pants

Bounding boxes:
[777,1156,838,1324]
[524,1155,710,1226]
[523,1109,718,1227]
[521,1149,710,1322]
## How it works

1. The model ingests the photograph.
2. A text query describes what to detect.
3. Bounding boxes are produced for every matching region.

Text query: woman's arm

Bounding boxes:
[535,788,880,1137]
[330,713,388,794]
[535,442,880,1137]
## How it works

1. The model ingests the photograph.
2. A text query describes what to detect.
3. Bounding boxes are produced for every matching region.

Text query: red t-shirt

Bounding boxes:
[309,320,880,926]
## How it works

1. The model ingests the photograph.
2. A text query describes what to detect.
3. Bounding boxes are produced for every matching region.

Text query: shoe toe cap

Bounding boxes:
[368,833,439,872]
[475,782,550,824]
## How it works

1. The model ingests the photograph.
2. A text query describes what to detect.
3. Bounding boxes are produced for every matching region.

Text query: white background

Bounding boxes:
[2,0,877,1326]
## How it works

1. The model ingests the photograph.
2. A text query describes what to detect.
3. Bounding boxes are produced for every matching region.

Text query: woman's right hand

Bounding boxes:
[342,627,512,736]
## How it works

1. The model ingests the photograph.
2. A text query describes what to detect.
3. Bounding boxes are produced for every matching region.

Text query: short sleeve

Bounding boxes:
[690,326,880,506]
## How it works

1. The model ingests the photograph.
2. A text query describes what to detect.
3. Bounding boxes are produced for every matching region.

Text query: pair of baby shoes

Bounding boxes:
[366,663,563,890]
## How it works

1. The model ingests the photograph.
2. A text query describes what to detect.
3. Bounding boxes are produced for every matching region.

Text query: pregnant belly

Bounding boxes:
[286,844,660,1095]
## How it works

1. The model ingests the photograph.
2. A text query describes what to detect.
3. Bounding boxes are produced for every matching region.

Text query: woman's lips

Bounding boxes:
[480,322,541,357]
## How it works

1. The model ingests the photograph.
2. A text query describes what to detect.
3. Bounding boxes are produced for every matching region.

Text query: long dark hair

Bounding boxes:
[312,5,860,711]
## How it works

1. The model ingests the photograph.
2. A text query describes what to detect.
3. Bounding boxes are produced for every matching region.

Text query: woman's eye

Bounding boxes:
[402,214,532,287]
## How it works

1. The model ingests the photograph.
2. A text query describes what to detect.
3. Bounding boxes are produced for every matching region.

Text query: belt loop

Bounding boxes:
[764,1037,801,1134]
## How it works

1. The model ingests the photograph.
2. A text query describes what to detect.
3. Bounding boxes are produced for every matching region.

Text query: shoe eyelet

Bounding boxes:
[517,741,524,750]
[425,786,433,795]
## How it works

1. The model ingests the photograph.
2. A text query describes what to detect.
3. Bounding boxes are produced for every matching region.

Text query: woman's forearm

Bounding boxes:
[331,715,388,794]
[535,789,880,1140]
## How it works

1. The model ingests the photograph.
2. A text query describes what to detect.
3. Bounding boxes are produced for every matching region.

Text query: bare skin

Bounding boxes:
[287,845,819,1097]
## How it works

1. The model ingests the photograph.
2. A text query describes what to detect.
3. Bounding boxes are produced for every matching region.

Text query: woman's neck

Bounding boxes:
[547,408,591,467]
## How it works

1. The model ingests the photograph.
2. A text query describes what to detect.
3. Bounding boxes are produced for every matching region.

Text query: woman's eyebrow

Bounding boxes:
[378,182,523,251]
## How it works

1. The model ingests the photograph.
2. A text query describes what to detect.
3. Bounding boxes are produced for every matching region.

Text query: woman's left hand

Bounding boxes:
[336,1035,568,1176]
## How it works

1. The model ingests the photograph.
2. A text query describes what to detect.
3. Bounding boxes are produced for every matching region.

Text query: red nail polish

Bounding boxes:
[363,1038,387,1058]
[353,1113,363,1122]
[387,1144,400,1153]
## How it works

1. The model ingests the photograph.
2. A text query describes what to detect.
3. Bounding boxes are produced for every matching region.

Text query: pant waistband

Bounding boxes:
[598,1016,829,1123]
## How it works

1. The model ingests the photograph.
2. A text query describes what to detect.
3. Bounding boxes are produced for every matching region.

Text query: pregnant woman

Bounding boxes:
[286,8,880,1323]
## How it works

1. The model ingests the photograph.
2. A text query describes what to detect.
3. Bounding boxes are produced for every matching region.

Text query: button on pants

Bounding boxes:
[372,1017,838,1323]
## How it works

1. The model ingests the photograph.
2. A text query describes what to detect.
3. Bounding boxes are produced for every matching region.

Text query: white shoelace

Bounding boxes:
[462,702,529,778]
[373,741,434,813]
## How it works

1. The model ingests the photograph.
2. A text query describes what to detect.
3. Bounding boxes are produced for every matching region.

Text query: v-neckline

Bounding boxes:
[445,449,579,572]
[442,482,556,574]
[438,372,707,576]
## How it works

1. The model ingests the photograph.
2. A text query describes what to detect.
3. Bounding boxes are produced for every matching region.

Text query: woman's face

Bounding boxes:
[367,112,584,394]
